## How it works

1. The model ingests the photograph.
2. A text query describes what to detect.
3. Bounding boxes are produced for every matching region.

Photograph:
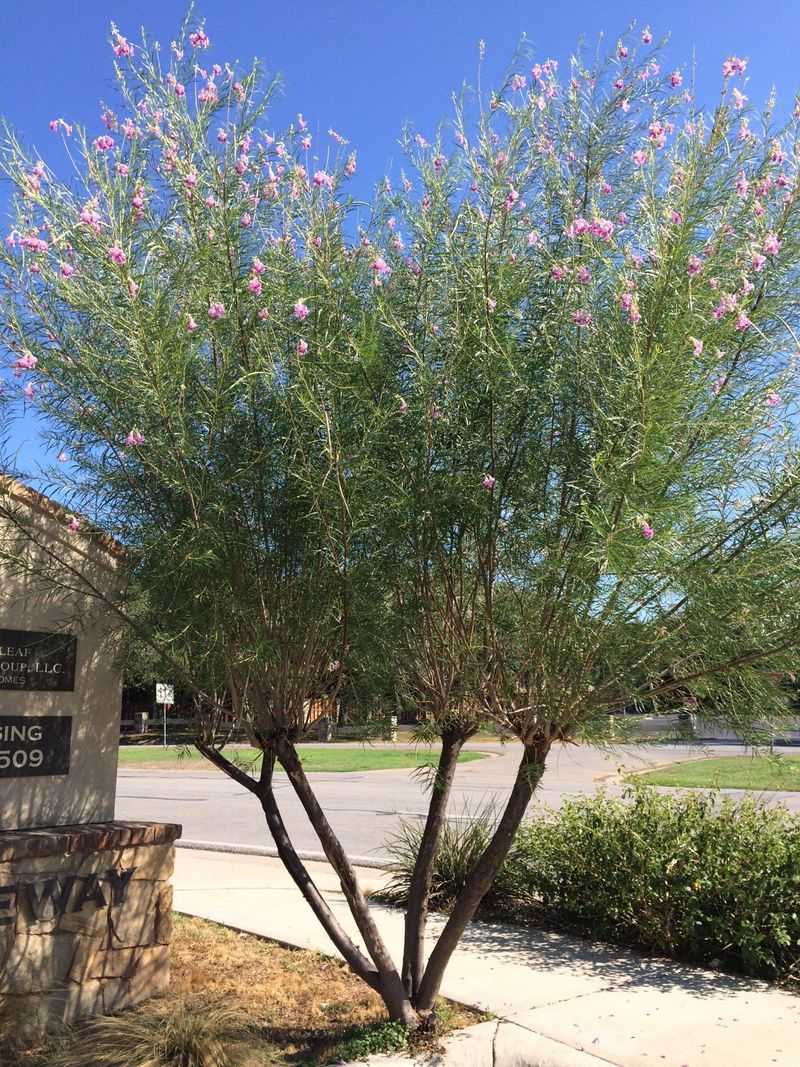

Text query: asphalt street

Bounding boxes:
[115,740,800,860]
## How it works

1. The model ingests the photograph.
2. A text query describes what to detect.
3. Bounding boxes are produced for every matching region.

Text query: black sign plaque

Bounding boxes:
[0,716,72,777]
[0,629,77,692]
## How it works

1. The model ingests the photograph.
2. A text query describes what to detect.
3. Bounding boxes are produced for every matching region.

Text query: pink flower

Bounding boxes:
[686,255,703,276]
[296,338,309,355]
[735,312,752,332]
[252,257,266,275]
[722,56,747,78]
[509,73,526,92]
[751,253,767,272]
[116,162,129,176]
[204,195,218,209]
[174,83,186,98]
[589,217,614,241]
[108,245,126,265]
[482,474,496,491]
[648,121,667,149]
[632,149,648,167]
[248,275,262,295]
[766,391,782,407]
[551,265,566,281]
[640,522,654,540]
[112,32,134,58]
[736,172,749,198]
[642,26,653,44]
[572,309,592,327]
[690,336,703,357]
[22,382,35,400]
[344,153,357,176]
[487,297,497,312]
[67,516,80,533]
[240,212,252,228]
[125,429,145,447]
[764,233,781,256]
[371,256,390,277]
[57,451,68,462]
[184,172,198,189]
[208,302,226,320]
[258,307,270,321]
[669,210,683,226]
[398,398,409,415]
[313,169,334,191]
[712,377,725,396]
[128,279,139,299]
[713,295,735,320]
[577,265,591,284]
[15,352,37,371]
[94,135,114,152]
[504,186,519,212]
[60,263,75,278]
[293,300,310,321]
[670,70,683,88]
[186,315,198,332]
[732,88,747,110]
[217,128,228,143]
[189,28,210,49]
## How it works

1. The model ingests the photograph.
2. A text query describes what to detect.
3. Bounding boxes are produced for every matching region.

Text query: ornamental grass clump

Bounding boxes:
[4,14,800,1023]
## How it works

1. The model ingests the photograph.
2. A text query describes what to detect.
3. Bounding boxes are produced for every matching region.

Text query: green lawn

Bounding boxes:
[117,744,488,773]
[638,754,800,791]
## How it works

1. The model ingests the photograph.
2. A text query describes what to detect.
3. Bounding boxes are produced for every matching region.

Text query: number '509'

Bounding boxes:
[0,749,44,769]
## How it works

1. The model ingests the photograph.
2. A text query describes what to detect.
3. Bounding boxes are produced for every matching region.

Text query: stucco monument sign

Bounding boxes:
[0,479,181,1041]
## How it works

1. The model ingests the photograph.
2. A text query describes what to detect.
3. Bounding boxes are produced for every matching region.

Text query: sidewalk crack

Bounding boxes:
[491,1018,500,1067]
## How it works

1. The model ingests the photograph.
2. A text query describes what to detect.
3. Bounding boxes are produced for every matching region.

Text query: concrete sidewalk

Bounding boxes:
[173,848,800,1066]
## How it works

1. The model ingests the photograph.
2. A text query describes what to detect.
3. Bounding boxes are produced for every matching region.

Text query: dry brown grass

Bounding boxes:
[170,913,388,1051]
[169,914,482,1060]
[10,914,483,1066]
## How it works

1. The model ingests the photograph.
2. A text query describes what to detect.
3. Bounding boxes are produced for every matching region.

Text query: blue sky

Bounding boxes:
[2,0,800,480]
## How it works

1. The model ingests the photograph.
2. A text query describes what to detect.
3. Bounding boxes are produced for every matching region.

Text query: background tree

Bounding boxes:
[3,17,800,1023]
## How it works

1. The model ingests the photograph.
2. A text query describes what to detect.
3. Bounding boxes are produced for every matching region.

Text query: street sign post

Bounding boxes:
[155,683,174,748]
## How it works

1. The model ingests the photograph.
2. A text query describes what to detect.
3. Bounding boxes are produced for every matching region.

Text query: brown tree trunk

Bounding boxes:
[414,740,549,1012]
[401,729,464,997]
[196,742,382,994]
[275,737,420,1027]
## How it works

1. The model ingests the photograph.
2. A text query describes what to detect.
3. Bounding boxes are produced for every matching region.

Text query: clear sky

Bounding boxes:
[2,0,800,480]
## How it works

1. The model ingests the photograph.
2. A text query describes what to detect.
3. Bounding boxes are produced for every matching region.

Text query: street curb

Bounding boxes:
[175,837,392,870]
[361,1017,614,1066]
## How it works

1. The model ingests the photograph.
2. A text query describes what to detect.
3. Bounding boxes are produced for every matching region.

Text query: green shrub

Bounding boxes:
[382,782,800,987]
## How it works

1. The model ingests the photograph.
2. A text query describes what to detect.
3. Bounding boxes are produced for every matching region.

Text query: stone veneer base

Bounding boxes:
[0,820,181,1042]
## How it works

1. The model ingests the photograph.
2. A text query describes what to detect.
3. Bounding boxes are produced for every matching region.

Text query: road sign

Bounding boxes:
[155,683,174,705]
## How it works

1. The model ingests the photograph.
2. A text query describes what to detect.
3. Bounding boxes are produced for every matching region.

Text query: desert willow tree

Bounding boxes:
[3,16,800,1025]
[319,32,800,1008]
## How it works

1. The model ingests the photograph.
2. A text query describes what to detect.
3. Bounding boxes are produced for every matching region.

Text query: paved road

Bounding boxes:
[115,740,800,860]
